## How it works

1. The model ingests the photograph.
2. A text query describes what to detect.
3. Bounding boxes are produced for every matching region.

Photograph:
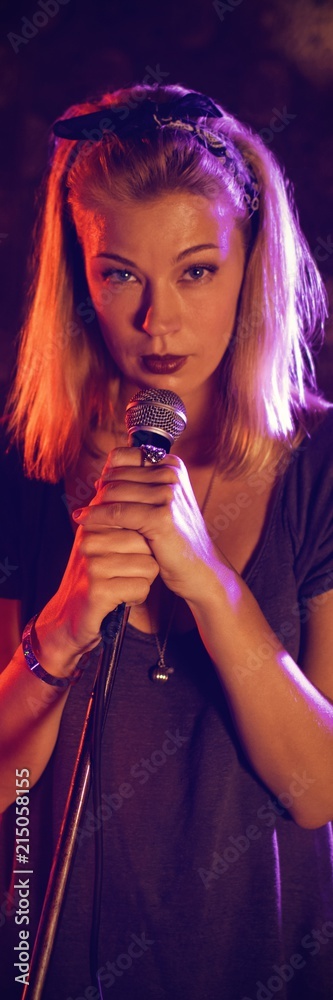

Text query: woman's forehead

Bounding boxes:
[76,191,238,257]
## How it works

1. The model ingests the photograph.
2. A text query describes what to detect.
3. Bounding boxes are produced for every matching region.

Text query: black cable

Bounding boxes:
[89,605,129,998]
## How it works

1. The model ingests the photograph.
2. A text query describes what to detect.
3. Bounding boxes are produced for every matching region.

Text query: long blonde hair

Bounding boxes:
[5,83,330,481]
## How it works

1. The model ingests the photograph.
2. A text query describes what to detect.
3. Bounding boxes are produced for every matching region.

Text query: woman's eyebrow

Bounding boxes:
[93,243,220,266]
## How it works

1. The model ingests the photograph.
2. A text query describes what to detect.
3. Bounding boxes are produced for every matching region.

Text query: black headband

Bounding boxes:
[52,93,223,140]
[52,92,259,214]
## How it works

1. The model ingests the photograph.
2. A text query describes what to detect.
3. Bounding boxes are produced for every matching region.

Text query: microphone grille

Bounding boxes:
[125,388,187,444]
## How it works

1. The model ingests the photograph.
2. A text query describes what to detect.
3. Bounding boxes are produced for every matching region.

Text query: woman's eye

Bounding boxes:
[100,264,218,285]
[102,269,136,283]
[183,265,218,281]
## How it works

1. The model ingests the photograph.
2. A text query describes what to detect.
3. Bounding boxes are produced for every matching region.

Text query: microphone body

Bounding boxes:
[125,387,187,452]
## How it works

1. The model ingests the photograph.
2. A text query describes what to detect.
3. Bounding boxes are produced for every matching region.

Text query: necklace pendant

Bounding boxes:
[149,658,174,683]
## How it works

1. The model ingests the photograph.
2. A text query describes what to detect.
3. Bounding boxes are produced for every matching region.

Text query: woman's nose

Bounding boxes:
[140,286,181,337]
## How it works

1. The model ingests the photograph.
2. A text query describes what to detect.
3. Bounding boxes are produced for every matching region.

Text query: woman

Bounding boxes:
[0,83,332,1000]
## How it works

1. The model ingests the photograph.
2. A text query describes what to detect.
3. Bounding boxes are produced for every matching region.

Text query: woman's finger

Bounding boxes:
[76,526,154,554]
[94,463,180,493]
[91,480,177,509]
[72,499,171,533]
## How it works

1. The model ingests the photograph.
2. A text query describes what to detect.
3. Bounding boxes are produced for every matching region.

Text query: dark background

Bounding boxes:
[1,0,333,408]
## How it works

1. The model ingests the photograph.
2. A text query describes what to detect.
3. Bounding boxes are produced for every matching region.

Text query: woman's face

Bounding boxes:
[80,191,246,409]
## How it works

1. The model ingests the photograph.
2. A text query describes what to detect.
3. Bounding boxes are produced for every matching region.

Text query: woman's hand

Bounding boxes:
[73,447,221,607]
[36,456,163,658]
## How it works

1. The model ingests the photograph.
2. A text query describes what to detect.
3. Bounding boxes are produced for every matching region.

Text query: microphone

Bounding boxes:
[125,387,187,454]
[102,387,187,636]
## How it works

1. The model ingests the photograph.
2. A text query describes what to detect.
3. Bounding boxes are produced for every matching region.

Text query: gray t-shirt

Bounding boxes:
[1,413,333,999]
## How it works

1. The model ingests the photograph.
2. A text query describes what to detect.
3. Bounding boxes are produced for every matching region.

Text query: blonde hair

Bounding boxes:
[5,83,330,481]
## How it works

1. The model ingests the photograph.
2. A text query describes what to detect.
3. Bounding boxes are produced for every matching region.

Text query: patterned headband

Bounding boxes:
[53,92,260,215]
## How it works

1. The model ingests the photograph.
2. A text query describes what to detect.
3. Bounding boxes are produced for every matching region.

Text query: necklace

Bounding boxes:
[148,460,218,683]
[148,600,178,683]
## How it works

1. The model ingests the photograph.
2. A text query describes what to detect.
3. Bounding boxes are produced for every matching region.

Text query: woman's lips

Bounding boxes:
[141,354,187,374]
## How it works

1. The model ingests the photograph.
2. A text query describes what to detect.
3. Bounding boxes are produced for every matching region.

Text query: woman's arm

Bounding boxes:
[0,501,159,812]
[0,599,83,813]
[187,574,333,830]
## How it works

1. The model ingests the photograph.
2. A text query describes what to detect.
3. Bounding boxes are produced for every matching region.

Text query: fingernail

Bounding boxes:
[94,479,102,490]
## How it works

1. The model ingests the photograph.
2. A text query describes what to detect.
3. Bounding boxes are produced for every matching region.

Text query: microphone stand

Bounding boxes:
[21,603,130,1000]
